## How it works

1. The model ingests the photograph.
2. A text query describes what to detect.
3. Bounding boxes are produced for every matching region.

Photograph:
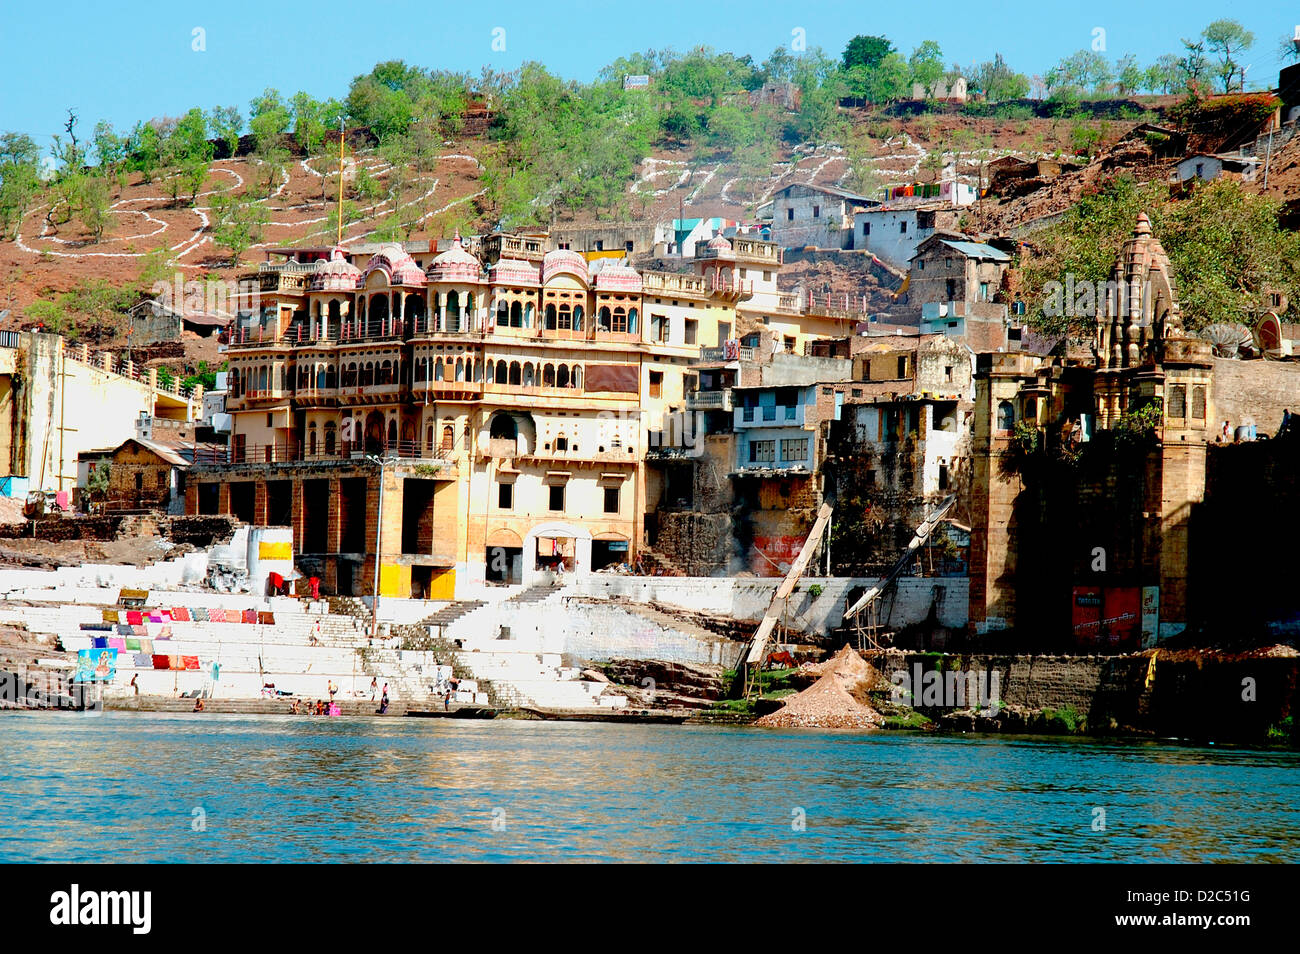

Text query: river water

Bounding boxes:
[2,713,1297,863]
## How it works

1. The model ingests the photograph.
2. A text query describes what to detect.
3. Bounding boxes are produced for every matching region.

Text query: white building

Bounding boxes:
[770,183,879,250]
[1172,153,1260,184]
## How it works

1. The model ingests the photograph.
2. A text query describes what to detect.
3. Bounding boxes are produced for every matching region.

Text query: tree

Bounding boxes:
[291,92,331,155]
[0,132,41,239]
[970,54,1030,102]
[1201,19,1254,93]
[1178,38,1210,90]
[74,175,113,242]
[1143,54,1183,94]
[208,106,242,158]
[908,41,945,95]
[1114,55,1143,97]
[842,35,894,72]
[1049,50,1113,98]
[86,462,111,502]
[209,187,268,265]
[126,121,163,183]
[1279,32,1300,66]
[91,122,126,179]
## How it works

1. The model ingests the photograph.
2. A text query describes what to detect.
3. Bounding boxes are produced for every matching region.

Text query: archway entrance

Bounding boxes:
[364,411,385,453]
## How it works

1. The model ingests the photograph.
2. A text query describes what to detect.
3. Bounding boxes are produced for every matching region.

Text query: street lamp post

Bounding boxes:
[366,454,396,638]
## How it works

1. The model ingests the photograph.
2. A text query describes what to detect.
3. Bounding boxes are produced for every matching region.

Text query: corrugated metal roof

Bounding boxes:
[937,240,1011,261]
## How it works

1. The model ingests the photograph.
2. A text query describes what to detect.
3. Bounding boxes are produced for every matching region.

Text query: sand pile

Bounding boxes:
[755,645,886,730]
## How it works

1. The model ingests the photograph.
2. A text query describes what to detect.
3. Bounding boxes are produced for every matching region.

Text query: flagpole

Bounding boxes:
[337,115,345,246]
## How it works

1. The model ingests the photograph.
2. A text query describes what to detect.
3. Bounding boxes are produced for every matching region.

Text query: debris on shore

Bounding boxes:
[755,645,887,729]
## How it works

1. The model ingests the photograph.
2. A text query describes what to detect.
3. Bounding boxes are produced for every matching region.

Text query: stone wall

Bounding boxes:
[872,650,1300,744]
[1210,357,1300,436]
[572,575,969,634]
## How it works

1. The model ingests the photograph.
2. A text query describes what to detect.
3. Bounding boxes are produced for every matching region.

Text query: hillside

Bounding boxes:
[0,112,1146,322]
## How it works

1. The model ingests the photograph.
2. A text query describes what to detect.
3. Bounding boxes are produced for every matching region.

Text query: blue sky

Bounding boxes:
[0,0,1296,148]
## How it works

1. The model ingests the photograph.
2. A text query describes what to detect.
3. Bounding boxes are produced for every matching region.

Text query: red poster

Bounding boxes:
[1072,586,1103,645]
[1102,587,1141,649]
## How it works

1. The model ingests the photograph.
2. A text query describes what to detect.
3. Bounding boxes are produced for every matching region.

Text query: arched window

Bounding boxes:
[572,365,582,389]
[326,365,337,389]
[434,359,444,382]
[441,424,454,455]
[498,300,509,325]
[324,422,336,455]
[510,301,522,327]
[258,366,268,391]
[360,363,374,387]
[997,400,1015,432]
[343,363,357,388]
[523,363,535,387]
[573,305,584,331]
[545,303,557,329]
[542,364,555,387]
[455,357,465,382]
[446,290,460,332]
[308,425,317,457]
[628,307,638,334]
[556,364,570,388]
[316,365,327,389]
[425,425,434,456]
[489,413,517,441]
[387,419,397,449]
[494,362,507,385]
[598,306,611,330]
[379,360,393,385]
[370,295,388,335]
[508,361,522,386]
[524,302,534,327]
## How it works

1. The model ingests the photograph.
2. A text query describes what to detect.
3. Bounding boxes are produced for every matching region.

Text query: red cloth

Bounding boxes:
[268,572,284,588]
[126,611,143,625]
[182,655,200,671]
[152,654,170,670]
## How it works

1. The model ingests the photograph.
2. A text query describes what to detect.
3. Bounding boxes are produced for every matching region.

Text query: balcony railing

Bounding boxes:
[686,390,732,411]
[699,345,756,363]
[203,441,458,467]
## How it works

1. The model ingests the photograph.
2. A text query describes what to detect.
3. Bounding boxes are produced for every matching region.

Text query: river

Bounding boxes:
[2,713,1297,863]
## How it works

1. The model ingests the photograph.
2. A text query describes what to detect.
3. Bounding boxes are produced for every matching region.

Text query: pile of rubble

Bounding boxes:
[755,645,887,729]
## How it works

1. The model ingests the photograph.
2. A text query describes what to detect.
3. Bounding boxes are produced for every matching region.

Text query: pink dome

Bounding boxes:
[427,232,483,283]
[592,261,643,293]
[541,248,589,285]
[362,243,427,287]
[706,232,732,251]
[490,258,541,286]
[310,246,362,292]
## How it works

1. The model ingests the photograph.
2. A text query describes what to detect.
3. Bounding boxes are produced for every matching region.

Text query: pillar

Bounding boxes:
[291,478,305,554]
[327,477,343,554]
[254,480,269,526]
[218,481,231,516]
